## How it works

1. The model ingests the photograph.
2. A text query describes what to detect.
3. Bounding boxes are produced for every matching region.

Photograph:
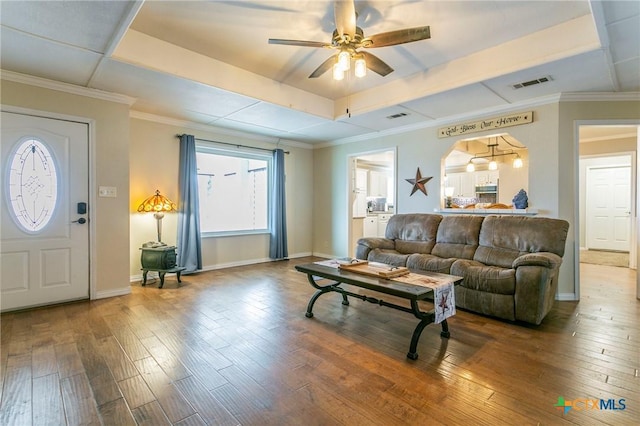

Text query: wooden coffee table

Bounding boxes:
[295,261,462,360]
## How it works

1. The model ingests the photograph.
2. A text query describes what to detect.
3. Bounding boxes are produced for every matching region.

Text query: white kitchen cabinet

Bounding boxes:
[368,171,388,197]
[377,214,392,237]
[446,173,461,197]
[353,168,368,217]
[363,216,378,237]
[447,172,475,197]
[475,170,499,185]
[460,173,475,197]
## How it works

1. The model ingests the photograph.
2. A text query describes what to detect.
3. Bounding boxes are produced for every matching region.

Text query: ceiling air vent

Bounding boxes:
[512,76,552,89]
[386,112,409,119]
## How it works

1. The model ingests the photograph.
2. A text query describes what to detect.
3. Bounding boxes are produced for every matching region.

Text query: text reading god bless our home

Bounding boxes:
[438,112,533,138]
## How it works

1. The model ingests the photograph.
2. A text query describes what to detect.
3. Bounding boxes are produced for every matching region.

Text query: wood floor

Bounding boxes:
[1,257,638,425]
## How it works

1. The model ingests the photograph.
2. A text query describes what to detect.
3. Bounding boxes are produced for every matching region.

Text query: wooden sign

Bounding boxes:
[438,111,533,138]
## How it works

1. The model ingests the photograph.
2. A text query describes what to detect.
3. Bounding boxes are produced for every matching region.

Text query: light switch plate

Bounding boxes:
[99,186,117,197]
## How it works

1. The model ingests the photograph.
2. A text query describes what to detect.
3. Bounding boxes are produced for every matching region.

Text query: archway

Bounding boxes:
[442,133,528,209]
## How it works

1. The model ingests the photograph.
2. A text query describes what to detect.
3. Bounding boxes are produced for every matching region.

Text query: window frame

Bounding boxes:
[196,142,272,238]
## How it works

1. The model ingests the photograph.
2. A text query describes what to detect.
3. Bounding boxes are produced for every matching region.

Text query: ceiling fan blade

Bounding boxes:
[268,39,330,48]
[309,55,337,78]
[365,26,431,48]
[334,0,356,40]
[361,51,394,76]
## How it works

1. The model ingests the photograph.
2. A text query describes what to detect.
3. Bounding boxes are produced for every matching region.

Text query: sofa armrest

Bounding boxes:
[513,252,563,324]
[512,252,562,269]
[355,237,395,260]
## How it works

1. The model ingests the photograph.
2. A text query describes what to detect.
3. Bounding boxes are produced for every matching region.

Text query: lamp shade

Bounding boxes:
[444,187,455,197]
[137,190,177,213]
[354,56,367,78]
[338,50,350,71]
[137,190,177,242]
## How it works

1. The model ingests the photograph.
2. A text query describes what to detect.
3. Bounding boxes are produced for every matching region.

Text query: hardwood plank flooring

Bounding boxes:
[0,258,638,425]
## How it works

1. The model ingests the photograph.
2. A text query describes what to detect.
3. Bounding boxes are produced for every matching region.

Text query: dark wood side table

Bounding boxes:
[140,245,186,288]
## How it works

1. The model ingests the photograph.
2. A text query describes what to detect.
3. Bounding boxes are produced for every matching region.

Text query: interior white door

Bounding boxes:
[586,165,632,252]
[1,111,89,311]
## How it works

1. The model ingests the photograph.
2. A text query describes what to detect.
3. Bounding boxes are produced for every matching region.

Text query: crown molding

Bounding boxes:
[1,69,137,105]
[559,92,640,102]
[129,110,314,150]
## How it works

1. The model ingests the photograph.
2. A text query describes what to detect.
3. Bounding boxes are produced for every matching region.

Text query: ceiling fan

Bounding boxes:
[268,0,431,79]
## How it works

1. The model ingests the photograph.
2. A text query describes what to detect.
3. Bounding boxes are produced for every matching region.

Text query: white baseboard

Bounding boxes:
[311,252,336,259]
[95,287,131,299]
[557,293,578,301]
[129,251,318,282]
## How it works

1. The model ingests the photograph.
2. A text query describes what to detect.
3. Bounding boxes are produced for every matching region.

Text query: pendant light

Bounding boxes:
[513,155,523,168]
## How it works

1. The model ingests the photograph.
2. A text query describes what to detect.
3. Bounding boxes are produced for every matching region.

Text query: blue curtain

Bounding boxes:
[269,148,288,259]
[177,134,202,272]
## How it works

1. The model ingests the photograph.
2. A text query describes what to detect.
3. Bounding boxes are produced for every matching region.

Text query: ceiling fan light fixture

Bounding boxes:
[338,50,351,71]
[354,56,366,78]
[333,63,345,80]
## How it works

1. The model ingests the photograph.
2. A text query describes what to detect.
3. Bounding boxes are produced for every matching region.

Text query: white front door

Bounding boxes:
[586,165,632,252]
[1,111,89,311]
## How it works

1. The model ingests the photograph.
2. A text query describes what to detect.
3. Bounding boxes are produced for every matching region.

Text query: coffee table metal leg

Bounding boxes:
[440,319,450,338]
[407,318,429,360]
[305,289,329,318]
[304,274,346,318]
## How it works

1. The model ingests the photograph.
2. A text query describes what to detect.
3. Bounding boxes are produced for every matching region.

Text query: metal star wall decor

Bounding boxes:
[405,167,432,196]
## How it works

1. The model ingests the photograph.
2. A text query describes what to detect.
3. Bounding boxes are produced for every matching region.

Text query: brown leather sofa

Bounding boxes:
[355,213,570,325]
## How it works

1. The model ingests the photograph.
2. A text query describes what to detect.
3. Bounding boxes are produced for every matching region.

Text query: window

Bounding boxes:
[196,144,271,235]
[7,137,59,232]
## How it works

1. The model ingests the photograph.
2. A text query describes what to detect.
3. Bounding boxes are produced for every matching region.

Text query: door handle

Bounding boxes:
[72,218,87,224]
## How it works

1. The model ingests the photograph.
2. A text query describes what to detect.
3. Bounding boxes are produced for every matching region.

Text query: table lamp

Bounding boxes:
[444,187,455,208]
[137,190,177,243]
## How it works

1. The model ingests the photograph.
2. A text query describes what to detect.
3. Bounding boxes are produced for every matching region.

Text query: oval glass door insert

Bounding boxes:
[7,138,59,232]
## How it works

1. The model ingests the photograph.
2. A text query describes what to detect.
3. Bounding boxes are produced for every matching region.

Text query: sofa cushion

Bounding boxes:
[386,214,442,254]
[431,215,484,259]
[368,249,410,267]
[407,254,456,274]
[455,286,515,321]
[451,259,516,295]
[474,215,569,268]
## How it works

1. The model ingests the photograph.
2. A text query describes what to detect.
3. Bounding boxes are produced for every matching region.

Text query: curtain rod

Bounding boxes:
[176,134,289,154]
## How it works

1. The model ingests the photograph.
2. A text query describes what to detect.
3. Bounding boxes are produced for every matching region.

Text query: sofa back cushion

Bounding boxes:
[386,214,442,254]
[432,215,484,259]
[474,215,570,268]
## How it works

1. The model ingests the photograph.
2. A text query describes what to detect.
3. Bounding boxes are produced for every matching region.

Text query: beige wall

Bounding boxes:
[313,103,561,256]
[313,100,640,299]
[1,79,131,298]
[129,118,314,277]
